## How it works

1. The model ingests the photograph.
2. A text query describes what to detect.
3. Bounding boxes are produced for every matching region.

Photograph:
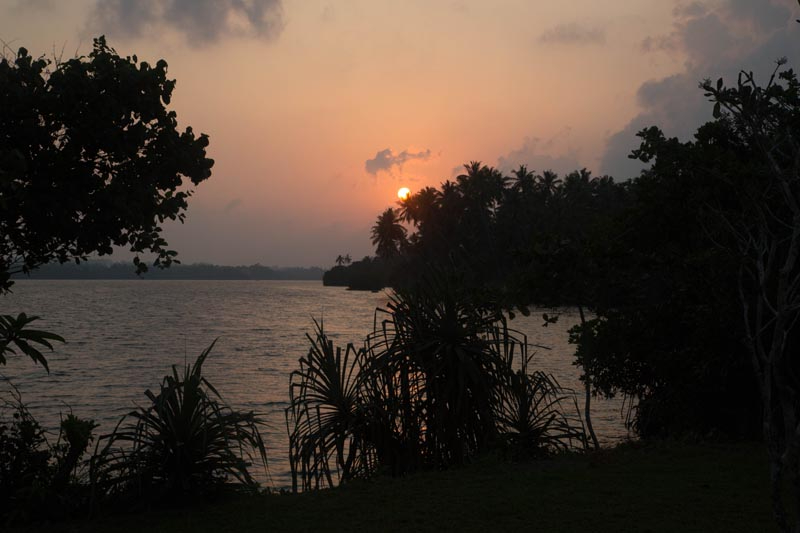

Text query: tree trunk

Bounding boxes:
[578,305,600,450]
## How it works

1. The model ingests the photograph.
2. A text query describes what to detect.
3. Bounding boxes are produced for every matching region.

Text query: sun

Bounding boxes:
[397,187,411,200]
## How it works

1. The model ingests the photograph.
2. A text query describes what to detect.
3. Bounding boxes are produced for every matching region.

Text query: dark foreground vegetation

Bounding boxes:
[14,442,773,533]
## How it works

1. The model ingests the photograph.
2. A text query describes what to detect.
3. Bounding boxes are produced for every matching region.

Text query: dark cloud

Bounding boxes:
[90,0,284,44]
[538,23,605,46]
[223,198,242,213]
[497,135,582,177]
[365,148,432,175]
[727,0,791,32]
[11,0,53,11]
[602,0,797,179]
[673,2,707,19]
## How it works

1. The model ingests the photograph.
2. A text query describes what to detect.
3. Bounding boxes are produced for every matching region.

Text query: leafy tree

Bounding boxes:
[0,36,214,293]
[572,123,758,439]
[702,61,800,532]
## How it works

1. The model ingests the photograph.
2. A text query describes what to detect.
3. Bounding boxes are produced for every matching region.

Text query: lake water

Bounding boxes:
[0,280,629,489]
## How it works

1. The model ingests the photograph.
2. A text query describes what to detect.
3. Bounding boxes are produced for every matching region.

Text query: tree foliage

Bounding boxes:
[360,127,761,442]
[0,36,213,292]
[370,208,407,260]
[0,386,97,524]
[701,61,800,533]
[0,313,64,372]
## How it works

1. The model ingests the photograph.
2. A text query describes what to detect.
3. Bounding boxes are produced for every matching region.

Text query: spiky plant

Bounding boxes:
[286,321,375,492]
[365,272,511,470]
[288,269,588,489]
[493,345,587,459]
[92,341,268,500]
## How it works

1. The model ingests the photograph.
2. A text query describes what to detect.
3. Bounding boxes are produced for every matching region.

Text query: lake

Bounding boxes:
[0,280,629,489]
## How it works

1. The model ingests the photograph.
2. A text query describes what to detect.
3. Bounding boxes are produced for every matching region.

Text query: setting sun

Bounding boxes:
[397,187,411,200]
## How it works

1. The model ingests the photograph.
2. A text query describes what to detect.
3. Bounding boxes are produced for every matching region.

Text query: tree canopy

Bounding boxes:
[0,36,214,292]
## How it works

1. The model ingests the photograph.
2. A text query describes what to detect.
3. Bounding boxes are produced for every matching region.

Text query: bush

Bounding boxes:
[287,274,586,491]
[92,341,268,502]
[0,384,96,524]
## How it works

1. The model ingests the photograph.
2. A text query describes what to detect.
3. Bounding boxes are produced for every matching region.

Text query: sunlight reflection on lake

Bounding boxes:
[0,280,629,489]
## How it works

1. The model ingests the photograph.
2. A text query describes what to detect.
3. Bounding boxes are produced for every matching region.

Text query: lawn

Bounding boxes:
[27,441,775,532]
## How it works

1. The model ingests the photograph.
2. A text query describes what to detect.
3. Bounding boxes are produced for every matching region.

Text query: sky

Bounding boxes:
[1,0,799,267]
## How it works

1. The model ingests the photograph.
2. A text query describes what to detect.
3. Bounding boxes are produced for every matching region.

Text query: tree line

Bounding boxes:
[16,261,324,280]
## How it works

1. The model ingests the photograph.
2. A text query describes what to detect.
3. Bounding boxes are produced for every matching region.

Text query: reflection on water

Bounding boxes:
[0,280,629,488]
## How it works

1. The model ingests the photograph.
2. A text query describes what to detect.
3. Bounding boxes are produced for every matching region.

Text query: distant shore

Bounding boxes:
[12,261,324,281]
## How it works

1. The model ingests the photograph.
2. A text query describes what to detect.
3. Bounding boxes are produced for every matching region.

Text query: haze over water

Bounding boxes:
[0,279,628,488]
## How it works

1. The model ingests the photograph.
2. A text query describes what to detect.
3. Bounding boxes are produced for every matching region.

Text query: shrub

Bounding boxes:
[286,321,376,492]
[0,384,96,524]
[92,341,268,501]
[287,273,587,491]
[494,353,586,460]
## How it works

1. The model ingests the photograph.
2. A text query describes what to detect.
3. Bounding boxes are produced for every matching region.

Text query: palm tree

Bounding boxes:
[335,255,345,266]
[510,165,535,196]
[537,170,563,201]
[371,208,407,260]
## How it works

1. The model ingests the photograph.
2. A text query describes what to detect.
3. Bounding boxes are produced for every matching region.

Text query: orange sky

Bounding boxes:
[2,0,797,266]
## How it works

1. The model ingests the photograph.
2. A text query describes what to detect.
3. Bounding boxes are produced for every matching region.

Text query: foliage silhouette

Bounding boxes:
[494,351,586,459]
[357,146,761,441]
[0,313,64,372]
[700,61,800,532]
[0,385,97,524]
[371,208,407,260]
[323,255,392,290]
[286,321,375,492]
[288,269,586,491]
[92,341,268,501]
[0,36,213,292]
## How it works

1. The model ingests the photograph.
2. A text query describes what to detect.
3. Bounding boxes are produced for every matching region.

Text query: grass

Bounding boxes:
[20,441,774,532]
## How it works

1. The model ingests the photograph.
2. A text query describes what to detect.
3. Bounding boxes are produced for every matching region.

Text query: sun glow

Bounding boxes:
[397,187,411,200]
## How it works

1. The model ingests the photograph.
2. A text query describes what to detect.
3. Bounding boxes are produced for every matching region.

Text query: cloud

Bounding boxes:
[223,198,242,213]
[89,0,284,44]
[365,148,432,175]
[11,0,53,11]
[321,5,335,22]
[497,135,582,177]
[601,0,797,179]
[538,23,605,46]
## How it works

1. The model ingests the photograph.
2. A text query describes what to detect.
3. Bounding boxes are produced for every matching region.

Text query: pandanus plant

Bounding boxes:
[365,275,509,470]
[493,349,587,459]
[286,321,376,492]
[287,268,587,490]
[92,341,268,500]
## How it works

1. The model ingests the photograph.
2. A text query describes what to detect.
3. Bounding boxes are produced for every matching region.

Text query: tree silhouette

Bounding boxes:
[703,62,800,532]
[0,36,213,292]
[371,208,407,260]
